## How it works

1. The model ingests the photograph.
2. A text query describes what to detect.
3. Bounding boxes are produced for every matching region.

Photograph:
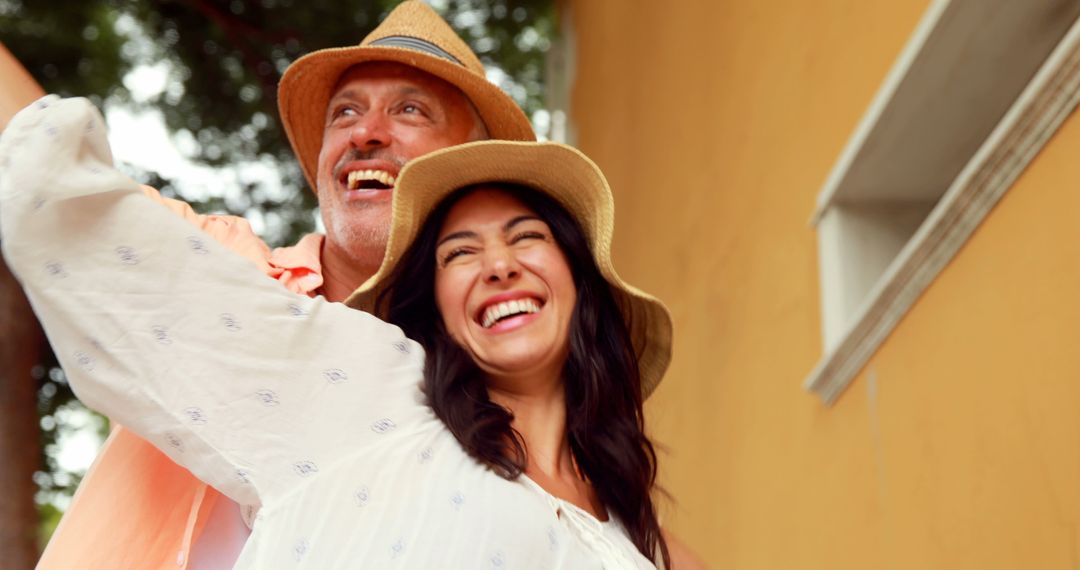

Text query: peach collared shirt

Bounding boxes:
[36,187,326,570]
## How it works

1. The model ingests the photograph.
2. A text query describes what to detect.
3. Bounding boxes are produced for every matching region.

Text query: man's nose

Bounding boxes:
[483,247,521,284]
[348,112,391,151]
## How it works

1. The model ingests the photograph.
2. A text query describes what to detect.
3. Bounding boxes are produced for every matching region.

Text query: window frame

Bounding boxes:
[806,0,1080,403]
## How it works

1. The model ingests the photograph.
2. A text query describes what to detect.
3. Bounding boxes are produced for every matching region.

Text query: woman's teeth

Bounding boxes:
[347,169,397,190]
[481,298,541,329]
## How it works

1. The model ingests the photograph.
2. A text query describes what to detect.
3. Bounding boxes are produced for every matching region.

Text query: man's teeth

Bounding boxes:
[346,169,397,190]
[482,299,541,329]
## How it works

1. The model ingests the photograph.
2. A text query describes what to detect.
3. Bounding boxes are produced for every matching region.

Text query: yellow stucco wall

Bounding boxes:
[569,1,1080,568]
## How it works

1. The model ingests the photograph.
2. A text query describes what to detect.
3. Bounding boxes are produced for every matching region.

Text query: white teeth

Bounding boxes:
[481,298,541,328]
[346,169,397,190]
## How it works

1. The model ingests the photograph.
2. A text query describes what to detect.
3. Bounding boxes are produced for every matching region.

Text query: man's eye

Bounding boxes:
[332,107,357,120]
[399,102,431,117]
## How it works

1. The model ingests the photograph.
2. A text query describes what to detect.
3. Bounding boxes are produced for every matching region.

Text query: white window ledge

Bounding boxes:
[806,1,1080,404]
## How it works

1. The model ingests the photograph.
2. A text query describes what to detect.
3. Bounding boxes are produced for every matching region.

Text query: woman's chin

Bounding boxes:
[474,348,567,389]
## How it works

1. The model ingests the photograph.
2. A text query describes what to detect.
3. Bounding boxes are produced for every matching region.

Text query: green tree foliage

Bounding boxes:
[2,0,553,243]
[0,0,553,547]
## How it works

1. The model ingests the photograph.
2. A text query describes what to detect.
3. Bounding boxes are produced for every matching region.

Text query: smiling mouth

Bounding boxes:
[345,169,397,191]
[480,298,543,329]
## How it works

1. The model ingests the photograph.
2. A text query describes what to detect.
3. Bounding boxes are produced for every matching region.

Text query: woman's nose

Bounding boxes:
[483,247,521,284]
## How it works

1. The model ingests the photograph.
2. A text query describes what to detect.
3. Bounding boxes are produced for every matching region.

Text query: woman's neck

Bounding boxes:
[489,384,607,521]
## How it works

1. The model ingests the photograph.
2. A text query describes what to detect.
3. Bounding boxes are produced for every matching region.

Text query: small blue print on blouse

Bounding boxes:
[418,447,433,464]
[293,539,309,562]
[490,550,506,568]
[235,470,251,484]
[255,389,279,406]
[392,341,409,354]
[548,526,559,551]
[390,539,405,560]
[450,492,465,511]
[219,313,242,332]
[115,246,139,265]
[292,461,319,477]
[164,432,184,453]
[323,368,347,384]
[152,326,172,345]
[287,303,307,318]
[44,261,67,279]
[370,418,396,434]
[73,351,95,372]
[186,236,210,255]
[355,486,370,507]
[183,407,208,425]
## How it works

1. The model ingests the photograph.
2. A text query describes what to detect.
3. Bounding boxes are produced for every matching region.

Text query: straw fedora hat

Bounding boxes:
[344,141,674,397]
[278,1,536,192]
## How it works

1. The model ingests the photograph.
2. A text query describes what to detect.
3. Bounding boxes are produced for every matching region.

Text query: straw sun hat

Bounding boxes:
[344,141,674,398]
[278,0,536,192]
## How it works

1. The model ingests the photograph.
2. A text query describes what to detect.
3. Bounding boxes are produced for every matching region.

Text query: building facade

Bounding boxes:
[563,0,1080,567]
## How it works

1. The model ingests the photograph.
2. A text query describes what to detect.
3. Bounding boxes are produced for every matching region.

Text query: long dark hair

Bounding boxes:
[377,184,669,566]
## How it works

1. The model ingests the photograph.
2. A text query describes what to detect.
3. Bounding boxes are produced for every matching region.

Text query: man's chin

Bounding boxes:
[343,188,395,203]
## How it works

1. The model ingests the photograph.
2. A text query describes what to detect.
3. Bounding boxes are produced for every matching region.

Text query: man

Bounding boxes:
[36,3,533,568]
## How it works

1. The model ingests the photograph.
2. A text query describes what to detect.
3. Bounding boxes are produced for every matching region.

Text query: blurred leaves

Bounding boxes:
[1,0,553,544]
[1,0,554,246]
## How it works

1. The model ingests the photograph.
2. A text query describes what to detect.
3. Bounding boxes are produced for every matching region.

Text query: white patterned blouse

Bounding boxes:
[0,97,656,570]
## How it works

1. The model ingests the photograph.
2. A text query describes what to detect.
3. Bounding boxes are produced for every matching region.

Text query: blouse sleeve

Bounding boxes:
[0,96,427,509]
[137,184,278,276]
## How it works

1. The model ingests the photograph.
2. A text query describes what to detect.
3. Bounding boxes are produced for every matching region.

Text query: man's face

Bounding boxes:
[316,62,485,263]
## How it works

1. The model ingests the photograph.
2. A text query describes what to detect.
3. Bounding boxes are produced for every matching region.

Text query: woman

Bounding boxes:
[1,98,673,568]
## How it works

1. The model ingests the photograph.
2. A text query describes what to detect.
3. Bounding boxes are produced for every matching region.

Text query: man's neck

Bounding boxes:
[318,240,382,303]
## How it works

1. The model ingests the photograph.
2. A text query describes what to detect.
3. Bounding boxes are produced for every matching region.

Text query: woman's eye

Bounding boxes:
[440,248,471,266]
[511,231,546,244]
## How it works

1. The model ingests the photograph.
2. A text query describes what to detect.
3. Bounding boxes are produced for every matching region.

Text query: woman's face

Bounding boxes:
[434,188,576,387]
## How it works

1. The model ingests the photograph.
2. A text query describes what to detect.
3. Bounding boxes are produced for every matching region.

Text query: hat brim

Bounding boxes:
[343,140,673,398]
[278,45,535,192]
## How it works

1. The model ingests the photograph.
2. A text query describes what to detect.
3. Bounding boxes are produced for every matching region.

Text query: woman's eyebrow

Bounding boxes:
[437,230,478,247]
[504,215,542,232]
[436,216,542,247]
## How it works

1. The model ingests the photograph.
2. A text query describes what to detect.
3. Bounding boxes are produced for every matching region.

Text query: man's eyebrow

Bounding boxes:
[437,230,478,247]
[328,89,358,103]
[328,86,435,113]
[395,85,426,97]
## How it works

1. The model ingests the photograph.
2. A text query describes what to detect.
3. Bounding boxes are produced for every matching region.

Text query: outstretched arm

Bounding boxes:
[0,97,424,509]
